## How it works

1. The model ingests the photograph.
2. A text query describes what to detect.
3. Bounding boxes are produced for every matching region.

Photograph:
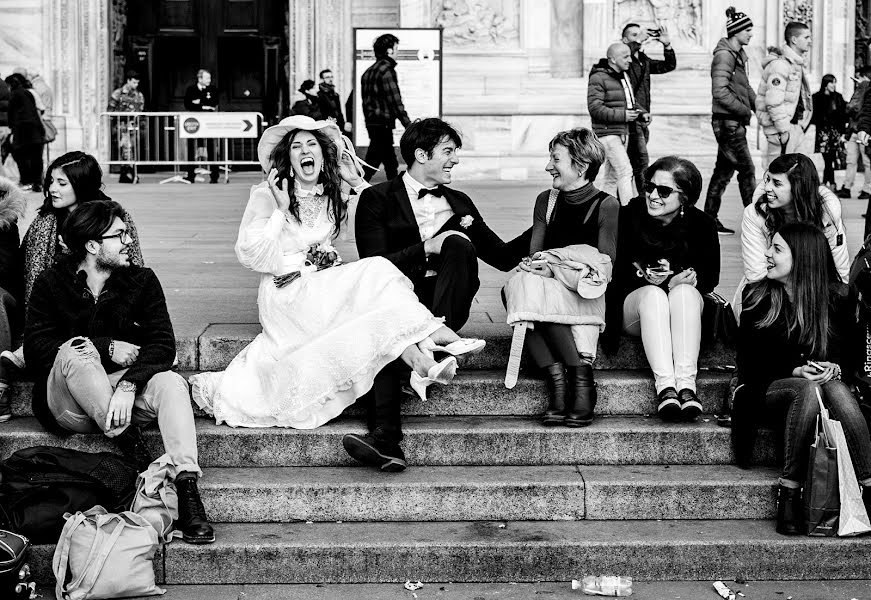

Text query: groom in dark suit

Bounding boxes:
[343,118,525,472]
[355,117,520,330]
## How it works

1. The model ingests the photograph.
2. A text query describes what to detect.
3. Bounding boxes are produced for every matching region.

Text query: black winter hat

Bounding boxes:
[726,6,753,37]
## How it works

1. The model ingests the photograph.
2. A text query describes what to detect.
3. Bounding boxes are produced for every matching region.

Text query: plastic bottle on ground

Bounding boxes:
[571,576,633,596]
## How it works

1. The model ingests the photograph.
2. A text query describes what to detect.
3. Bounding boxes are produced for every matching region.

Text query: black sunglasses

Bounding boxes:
[643,180,682,199]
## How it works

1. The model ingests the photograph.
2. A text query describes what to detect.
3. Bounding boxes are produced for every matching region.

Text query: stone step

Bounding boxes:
[137,520,871,583]
[7,370,733,418]
[0,416,775,467]
[196,464,778,523]
[196,323,736,372]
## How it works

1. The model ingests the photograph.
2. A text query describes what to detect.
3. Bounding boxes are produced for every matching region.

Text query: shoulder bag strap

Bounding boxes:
[53,512,88,600]
[582,191,609,225]
[545,189,559,224]
[74,514,129,598]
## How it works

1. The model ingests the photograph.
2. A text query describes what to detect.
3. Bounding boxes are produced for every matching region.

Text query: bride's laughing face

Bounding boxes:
[289,131,323,185]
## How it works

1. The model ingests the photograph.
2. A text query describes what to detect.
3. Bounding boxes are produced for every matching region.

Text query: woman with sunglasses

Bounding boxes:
[734,222,870,534]
[606,156,720,421]
[0,151,144,375]
[735,153,848,318]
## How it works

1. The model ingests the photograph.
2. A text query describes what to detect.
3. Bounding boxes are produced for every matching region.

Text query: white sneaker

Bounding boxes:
[1,347,25,371]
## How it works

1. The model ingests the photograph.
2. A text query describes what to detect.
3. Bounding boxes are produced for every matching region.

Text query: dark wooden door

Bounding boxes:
[126,0,284,120]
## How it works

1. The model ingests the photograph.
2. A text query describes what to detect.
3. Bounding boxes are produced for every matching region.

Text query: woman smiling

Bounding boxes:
[606,156,720,422]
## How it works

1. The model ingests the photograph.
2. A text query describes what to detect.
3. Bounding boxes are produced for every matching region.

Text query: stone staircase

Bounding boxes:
[11,322,871,586]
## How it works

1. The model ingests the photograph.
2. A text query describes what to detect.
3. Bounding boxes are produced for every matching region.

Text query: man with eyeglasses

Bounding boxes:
[23,200,215,545]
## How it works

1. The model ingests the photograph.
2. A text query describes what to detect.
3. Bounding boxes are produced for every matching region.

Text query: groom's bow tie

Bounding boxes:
[417,185,444,199]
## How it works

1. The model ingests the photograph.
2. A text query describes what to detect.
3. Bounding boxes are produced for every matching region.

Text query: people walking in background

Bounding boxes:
[107,69,145,184]
[756,21,813,165]
[841,66,871,200]
[607,156,719,422]
[317,69,347,133]
[811,74,848,191]
[588,43,642,204]
[360,33,411,182]
[24,199,215,544]
[183,68,219,184]
[13,68,52,115]
[0,151,144,374]
[291,79,323,120]
[0,75,10,177]
[733,222,871,535]
[620,22,676,195]
[0,177,25,422]
[704,7,756,236]
[4,73,44,192]
[507,128,619,428]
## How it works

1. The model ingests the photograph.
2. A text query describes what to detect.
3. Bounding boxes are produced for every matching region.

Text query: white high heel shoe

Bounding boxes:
[410,356,458,401]
[418,337,486,359]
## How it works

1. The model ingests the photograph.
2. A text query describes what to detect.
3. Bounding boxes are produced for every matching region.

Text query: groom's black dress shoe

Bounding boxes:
[342,433,407,472]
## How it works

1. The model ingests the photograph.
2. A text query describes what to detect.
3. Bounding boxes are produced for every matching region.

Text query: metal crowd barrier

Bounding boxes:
[100,111,264,183]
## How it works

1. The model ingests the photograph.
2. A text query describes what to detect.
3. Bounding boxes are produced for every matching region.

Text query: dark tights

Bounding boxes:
[526,323,582,368]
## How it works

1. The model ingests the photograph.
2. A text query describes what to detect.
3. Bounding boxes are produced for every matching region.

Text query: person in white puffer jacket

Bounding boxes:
[733,153,849,319]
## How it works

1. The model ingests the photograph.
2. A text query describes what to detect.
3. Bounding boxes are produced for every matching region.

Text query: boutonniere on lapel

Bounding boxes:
[459,215,474,229]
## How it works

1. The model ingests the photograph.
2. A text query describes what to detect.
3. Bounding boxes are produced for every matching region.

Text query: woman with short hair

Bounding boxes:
[733,222,871,535]
[607,156,720,422]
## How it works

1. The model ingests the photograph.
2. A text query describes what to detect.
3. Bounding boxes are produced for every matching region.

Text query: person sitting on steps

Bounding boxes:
[23,200,214,544]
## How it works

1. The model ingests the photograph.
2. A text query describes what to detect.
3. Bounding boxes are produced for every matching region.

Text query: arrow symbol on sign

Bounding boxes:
[243,119,253,132]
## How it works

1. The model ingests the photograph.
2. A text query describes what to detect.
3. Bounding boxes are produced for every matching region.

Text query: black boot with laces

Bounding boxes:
[175,474,215,544]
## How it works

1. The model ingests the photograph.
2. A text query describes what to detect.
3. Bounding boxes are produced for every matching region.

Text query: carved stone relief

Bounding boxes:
[613,0,702,47]
[432,0,520,48]
[782,0,813,30]
[110,0,127,88]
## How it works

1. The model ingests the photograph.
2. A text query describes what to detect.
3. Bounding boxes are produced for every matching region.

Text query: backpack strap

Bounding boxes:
[582,190,610,225]
[545,188,559,224]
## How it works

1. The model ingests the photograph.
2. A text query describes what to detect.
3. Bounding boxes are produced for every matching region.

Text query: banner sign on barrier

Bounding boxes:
[179,112,259,139]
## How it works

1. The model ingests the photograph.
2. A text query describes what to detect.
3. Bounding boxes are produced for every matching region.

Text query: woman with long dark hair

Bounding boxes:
[190,116,480,429]
[734,222,871,535]
[607,156,720,422]
[811,74,847,189]
[4,73,44,192]
[0,151,144,371]
[735,152,849,317]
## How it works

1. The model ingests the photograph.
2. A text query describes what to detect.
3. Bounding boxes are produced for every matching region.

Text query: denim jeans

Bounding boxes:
[764,377,871,488]
[46,337,201,475]
[622,284,703,394]
[704,119,756,217]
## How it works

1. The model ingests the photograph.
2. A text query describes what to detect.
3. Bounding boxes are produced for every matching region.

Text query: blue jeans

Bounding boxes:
[764,377,871,488]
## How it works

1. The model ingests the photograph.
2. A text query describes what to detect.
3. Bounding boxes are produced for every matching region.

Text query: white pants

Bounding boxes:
[598,134,634,204]
[763,124,805,167]
[845,134,871,193]
[622,284,704,393]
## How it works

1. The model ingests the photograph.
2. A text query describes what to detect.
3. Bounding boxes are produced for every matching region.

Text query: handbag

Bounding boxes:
[701,291,738,346]
[42,118,57,144]
[130,454,179,543]
[0,529,33,599]
[804,409,839,537]
[53,506,164,600]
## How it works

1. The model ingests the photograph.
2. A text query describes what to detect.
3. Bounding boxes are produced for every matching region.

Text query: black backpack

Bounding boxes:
[0,446,137,543]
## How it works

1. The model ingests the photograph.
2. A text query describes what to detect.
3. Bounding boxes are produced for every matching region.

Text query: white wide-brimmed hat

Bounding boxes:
[257,115,372,177]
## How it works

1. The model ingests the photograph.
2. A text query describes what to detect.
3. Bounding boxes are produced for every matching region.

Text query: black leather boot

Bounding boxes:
[542,363,567,426]
[113,425,154,473]
[775,484,803,535]
[175,475,216,544]
[565,363,596,427]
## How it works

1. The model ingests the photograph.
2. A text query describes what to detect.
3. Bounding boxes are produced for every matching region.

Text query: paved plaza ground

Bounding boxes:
[19,158,867,335]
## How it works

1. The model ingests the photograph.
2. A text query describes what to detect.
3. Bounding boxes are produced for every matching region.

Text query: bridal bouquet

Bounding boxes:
[274,243,343,288]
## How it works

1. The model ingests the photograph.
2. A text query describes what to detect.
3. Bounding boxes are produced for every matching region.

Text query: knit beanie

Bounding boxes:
[725,6,753,37]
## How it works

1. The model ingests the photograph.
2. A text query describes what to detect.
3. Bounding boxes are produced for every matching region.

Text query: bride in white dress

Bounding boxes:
[190,116,482,428]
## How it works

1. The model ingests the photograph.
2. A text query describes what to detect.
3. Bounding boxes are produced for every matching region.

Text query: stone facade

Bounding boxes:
[0,0,857,179]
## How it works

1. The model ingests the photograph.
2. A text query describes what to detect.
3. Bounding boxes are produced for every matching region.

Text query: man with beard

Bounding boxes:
[620,23,676,196]
[317,69,348,133]
[23,200,215,544]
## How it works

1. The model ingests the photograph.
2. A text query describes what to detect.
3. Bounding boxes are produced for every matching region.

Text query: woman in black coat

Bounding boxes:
[4,73,44,192]
[811,74,848,189]
[733,222,871,535]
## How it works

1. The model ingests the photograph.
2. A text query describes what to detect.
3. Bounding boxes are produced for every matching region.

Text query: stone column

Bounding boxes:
[550,0,583,77]
[521,0,552,76]
[288,0,352,102]
[48,0,111,157]
[288,0,316,94]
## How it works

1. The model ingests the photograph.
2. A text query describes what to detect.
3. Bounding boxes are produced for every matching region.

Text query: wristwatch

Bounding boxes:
[117,380,137,394]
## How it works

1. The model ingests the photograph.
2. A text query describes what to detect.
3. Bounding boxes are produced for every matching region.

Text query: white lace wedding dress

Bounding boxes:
[189,181,443,428]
